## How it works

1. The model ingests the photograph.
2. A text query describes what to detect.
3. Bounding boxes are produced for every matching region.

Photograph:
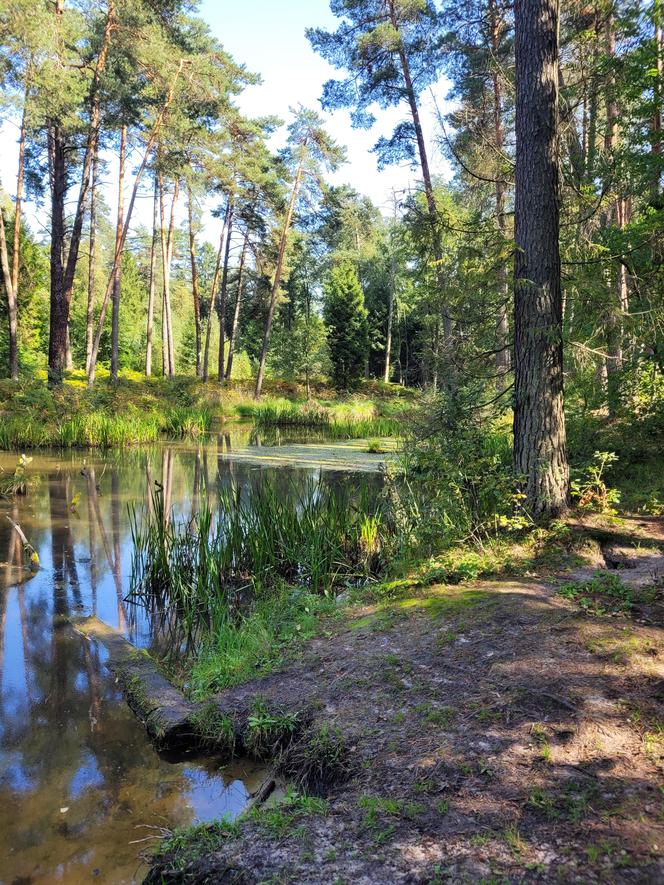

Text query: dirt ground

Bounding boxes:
[149,517,664,883]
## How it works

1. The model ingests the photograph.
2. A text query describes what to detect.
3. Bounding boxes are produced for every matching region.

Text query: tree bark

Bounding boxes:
[203,203,231,381]
[110,123,126,383]
[255,159,304,398]
[384,251,395,383]
[11,98,27,298]
[49,0,116,386]
[86,59,184,387]
[159,175,178,377]
[186,183,203,377]
[513,0,569,518]
[217,204,234,381]
[145,172,158,377]
[489,0,511,389]
[0,204,18,379]
[225,231,249,380]
[47,120,68,385]
[85,140,99,375]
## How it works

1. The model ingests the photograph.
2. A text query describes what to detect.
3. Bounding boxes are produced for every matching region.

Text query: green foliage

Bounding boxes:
[245,699,301,760]
[393,397,519,556]
[153,818,241,873]
[323,258,369,390]
[571,452,621,513]
[557,572,636,615]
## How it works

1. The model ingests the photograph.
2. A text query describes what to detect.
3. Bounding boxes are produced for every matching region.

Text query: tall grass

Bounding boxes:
[129,480,386,652]
[238,398,402,439]
[0,407,212,450]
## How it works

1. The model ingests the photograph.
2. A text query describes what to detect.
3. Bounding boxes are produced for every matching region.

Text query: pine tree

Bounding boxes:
[323,258,368,390]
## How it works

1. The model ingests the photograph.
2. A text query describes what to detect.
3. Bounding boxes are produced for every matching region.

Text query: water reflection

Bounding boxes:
[0,431,381,883]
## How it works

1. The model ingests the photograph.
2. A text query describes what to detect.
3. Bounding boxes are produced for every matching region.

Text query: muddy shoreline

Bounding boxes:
[142,517,664,884]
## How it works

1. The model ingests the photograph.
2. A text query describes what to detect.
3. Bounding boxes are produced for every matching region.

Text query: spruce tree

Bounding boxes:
[323,258,368,390]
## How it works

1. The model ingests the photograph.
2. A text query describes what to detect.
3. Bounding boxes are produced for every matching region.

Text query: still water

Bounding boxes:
[0,429,383,883]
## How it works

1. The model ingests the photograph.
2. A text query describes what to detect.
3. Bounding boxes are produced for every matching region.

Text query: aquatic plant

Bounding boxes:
[129,479,387,657]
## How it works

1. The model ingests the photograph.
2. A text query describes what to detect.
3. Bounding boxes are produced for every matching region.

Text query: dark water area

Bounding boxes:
[0,430,384,883]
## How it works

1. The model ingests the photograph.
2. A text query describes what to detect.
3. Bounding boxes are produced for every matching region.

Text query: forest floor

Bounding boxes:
[148,514,664,884]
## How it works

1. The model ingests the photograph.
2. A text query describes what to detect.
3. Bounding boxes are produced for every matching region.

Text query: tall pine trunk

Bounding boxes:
[225,232,249,380]
[217,205,234,382]
[145,173,158,377]
[85,141,99,375]
[159,176,178,377]
[187,183,203,378]
[47,121,68,385]
[255,160,304,397]
[48,0,115,386]
[86,60,184,388]
[387,0,452,367]
[489,0,510,389]
[513,0,569,518]
[110,124,126,383]
[0,205,18,379]
[203,203,231,381]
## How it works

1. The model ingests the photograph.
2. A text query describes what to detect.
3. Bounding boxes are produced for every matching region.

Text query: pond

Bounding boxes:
[0,428,385,883]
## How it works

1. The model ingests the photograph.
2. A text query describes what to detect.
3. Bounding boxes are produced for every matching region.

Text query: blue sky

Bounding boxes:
[0,0,452,244]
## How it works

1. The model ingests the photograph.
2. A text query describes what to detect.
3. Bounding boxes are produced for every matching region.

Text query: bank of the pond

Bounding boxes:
[0,374,413,449]
[147,515,664,884]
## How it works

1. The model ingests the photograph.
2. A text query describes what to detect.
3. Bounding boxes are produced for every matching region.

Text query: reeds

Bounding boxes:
[128,480,387,650]
[237,398,402,440]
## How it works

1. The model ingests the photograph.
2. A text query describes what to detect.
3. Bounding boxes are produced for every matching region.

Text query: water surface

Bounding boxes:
[0,430,382,883]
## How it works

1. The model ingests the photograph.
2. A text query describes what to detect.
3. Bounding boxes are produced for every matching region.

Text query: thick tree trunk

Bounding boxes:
[186,184,203,378]
[217,205,234,382]
[225,232,249,380]
[255,161,304,398]
[0,205,18,379]
[203,203,231,381]
[85,141,99,375]
[145,173,158,377]
[47,121,68,386]
[513,0,569,518]
[110,124,126,383]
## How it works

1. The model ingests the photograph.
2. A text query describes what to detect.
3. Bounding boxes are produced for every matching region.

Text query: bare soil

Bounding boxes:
[149,517,664,884]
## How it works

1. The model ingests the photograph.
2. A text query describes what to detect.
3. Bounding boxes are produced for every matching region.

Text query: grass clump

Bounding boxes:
[278,724,351,796]
[248,789,328,839]
[190,704,236,755]
[149,818,241,876]
[558,571,660,615]
[244,698,301,760]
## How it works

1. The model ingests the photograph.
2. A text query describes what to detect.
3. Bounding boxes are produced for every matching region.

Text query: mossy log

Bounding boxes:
[73,616,199,750]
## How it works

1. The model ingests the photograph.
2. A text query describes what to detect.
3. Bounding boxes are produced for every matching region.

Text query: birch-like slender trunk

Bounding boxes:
[225,232,249,380]
[87,59,184,387]
[217,206,234,381]
[187,183,203,377]
[203,203,231,381]
[145,173,158,377]
[110,123,126,383]
[255,160,304,398]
